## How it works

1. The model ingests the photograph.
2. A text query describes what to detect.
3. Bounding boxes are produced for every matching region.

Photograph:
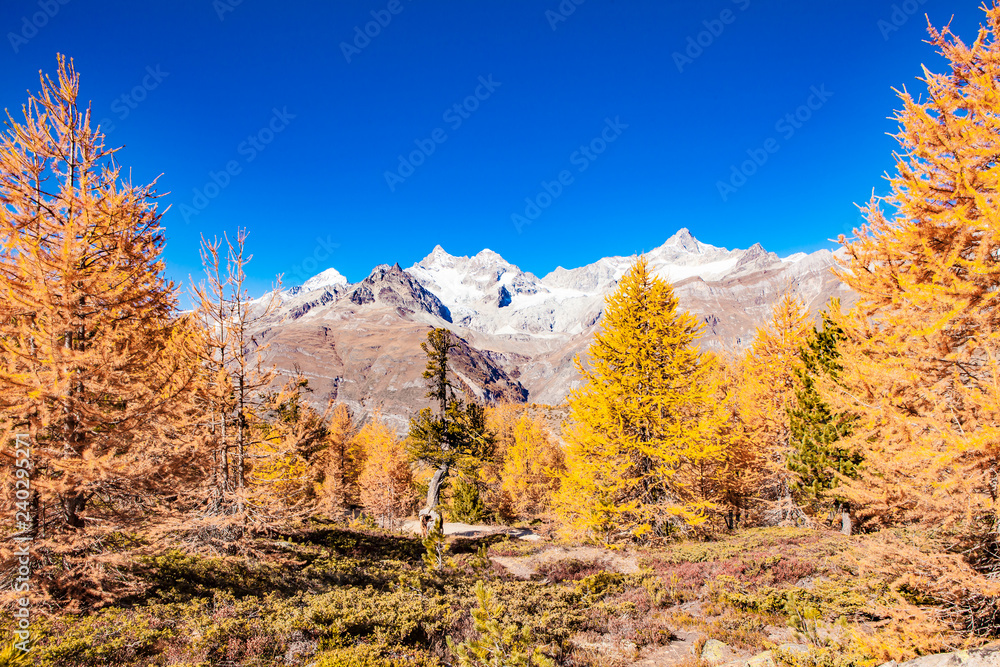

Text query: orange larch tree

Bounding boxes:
[316,402,362,516]
[829,5,1000,540]
[0,57,204,604]
[357,413,415,529]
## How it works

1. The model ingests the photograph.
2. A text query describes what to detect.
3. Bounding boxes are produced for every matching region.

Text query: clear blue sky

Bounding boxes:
[0,0,985,296]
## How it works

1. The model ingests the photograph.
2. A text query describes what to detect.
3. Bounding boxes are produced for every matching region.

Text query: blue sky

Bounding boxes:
[0,0,986,296]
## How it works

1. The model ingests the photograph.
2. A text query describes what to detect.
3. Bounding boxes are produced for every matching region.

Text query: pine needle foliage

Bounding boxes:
[787,309,861,516]
[408,328,494,514]
[556,257,724,541]
[447,580,556,667]
[421,513,448,571]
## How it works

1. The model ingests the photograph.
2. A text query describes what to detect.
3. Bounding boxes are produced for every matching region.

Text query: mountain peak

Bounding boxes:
[301,267,349,292]
[663,228,703,253]
[416,244,460,268]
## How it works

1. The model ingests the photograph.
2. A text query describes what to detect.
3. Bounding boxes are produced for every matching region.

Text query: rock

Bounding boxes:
[702,639,736,664]
[745,651,777,667]
[878,644,1000,667]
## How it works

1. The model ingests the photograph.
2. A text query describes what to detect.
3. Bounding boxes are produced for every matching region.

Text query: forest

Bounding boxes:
[1,6,1000,667]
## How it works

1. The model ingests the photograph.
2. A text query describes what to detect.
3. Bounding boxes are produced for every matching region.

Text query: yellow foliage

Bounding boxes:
[317,403,363,515]
[482,405,564,521]
[357,413,415,529]
[724,293,811,512]
[244,379,333,517]
[555,257,726,541]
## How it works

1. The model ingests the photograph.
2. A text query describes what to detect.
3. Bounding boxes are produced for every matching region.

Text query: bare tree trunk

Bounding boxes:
[841,505,852,536]
[236,377,246,490]
[423,462,449,514]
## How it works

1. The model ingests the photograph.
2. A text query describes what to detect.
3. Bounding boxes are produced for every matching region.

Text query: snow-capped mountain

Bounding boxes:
[301,267,348,292]
[396,229,833,338]
[251,230,853,428]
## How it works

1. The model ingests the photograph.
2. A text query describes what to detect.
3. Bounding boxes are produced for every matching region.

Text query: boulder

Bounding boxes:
[880,644,1000,667]
[702,639,734,663]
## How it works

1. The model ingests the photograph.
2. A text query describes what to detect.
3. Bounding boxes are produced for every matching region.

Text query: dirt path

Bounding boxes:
[399,519,541,541]
[492,545,641,579]
[629,629,700,666]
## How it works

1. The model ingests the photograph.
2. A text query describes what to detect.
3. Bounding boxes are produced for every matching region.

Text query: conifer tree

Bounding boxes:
[447,580,556,667]
[725,293,810,522]
[357,413,414,529]
[316,403,362,515]
[408,328,494,517]
[499,411,564,520]
[786,309,861,526]
[480,403,564,521]
[829,4,1000,537]
[0,57,203,536]
[555,257,724,541]
[249,376,332,518]
[190,230,281,526]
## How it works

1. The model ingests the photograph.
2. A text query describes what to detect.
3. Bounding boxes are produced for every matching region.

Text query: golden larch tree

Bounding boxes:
[0,57,204,604]
[316,402,362,515]
[500,412,564,520]
[482,404,564,521]
[189,229,281,515]
[357,413,415,529]
[555,257,724,541]
[0,57,203,528]
[247,377,332,520]
[726,293,811,521]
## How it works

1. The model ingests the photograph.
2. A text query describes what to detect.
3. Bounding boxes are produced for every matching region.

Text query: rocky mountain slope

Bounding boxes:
[253,230,853,429]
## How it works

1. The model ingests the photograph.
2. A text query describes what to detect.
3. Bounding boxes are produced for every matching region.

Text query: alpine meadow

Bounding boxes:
[3,2,1000,667]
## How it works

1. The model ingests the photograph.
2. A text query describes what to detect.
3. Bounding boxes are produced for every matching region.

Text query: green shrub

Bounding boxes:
[448,581,555,667]
[447,478,489,524]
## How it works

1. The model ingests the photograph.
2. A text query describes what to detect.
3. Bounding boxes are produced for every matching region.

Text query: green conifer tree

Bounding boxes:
[787,309,861,522]
[408,328,494,516]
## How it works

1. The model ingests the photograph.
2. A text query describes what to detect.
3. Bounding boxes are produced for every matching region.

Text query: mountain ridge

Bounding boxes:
[253,230,853,429]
